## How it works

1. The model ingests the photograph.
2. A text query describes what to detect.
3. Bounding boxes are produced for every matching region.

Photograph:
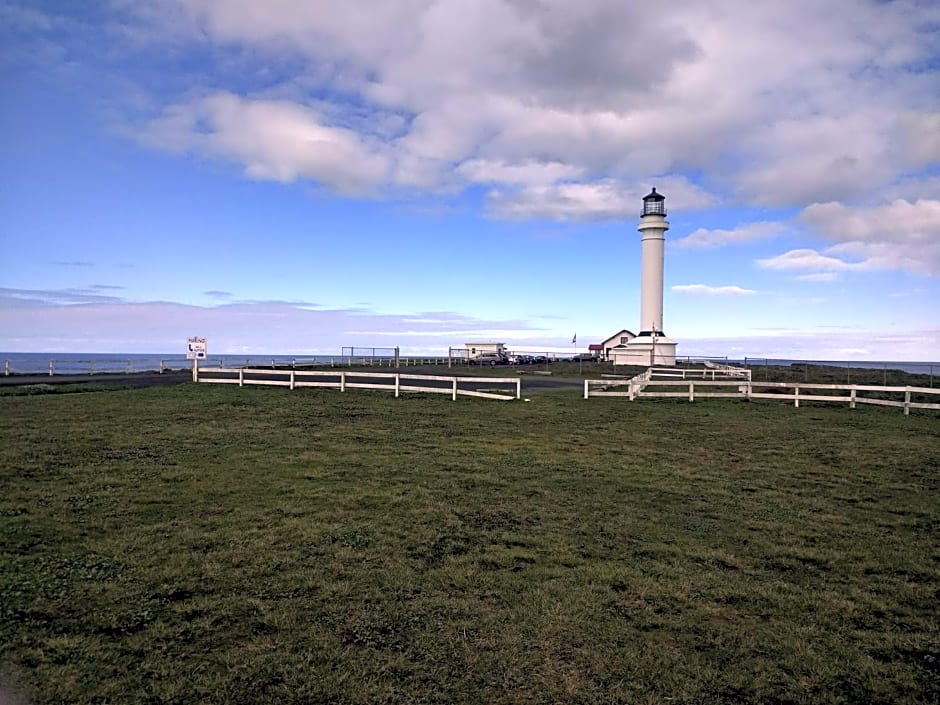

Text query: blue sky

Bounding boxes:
[1,0,938,360]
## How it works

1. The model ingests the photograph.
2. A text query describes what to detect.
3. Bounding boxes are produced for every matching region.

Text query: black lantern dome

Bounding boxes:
[641,187,666,217]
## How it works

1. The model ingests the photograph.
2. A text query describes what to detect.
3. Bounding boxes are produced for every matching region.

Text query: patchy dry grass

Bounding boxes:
[1,384,938,704]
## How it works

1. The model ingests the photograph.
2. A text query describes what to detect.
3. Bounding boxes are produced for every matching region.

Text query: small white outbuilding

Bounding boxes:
[598,329,636,361]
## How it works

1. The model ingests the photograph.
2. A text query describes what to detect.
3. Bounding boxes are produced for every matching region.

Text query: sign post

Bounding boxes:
[186,337,207,383]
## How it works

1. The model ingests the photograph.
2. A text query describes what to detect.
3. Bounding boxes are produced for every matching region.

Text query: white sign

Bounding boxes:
[186,337,207,360]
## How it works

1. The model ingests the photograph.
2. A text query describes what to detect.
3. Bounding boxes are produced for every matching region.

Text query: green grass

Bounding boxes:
[1,384,938,704]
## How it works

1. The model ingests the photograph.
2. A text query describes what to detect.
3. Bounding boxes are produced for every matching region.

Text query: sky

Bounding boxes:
[1,0,938,360]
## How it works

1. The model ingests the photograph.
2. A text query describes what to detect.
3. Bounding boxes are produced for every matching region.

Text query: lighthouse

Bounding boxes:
[638,187,667,335]
[613,188,678,366]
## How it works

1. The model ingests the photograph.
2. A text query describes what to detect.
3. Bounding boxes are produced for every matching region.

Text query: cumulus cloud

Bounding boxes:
[487,176,714,221]
[736,114,899,206]
[674,222,785,249]
[139,92,390,194]
[117,0,939,220]
[898,112,940,167]
[800,199,940,275]
[795,273,840,282]
[487,181,636,222]
[672,284,757,296]
[456,159,585,187]
[756,249,865,272]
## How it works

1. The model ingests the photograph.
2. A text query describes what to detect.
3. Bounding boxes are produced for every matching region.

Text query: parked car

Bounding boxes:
[470,353,507,366]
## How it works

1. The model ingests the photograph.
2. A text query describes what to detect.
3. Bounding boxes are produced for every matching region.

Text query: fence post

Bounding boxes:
[290,370,295,390]
[395,374,400,398]
[689,382,694,402]
[904,387,911,416]
[850,386,856,409]
[629,382,635,401]
[395,347,400,369]
[49,360,54,376]
[584,379,589,399]
[794,386,799,408]
[516,378,521,400]
[4,360,9,376]
[239,368,244,387]
[341,372,346,392]
[452,377,457,401]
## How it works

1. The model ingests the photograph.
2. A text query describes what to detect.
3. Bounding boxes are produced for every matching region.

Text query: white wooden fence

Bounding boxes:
[584,377,940,415]
[196,367,520,401]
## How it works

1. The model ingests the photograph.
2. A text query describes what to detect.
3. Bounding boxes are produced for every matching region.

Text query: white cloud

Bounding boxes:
[139,92,390,195]
[674,222,785,249]
[118,0,940,217]
[757,248,865,272]
[898,112,940,167]
[736,114,899,206]
[795,273,839,282]
[800,199,940,275]
[672,284,757,296]
[456,159,584,187]
[803,199,940,242]
[487,176,714,221]
[487,180,634,221]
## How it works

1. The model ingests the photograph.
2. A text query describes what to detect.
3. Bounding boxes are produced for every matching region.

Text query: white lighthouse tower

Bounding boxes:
[639,187,668,335]
[616,188,678,366]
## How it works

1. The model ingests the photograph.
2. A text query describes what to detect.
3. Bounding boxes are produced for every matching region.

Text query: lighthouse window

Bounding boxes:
[643,200,665,215]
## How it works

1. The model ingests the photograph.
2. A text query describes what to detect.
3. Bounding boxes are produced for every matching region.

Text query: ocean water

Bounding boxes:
[732,358,938,377]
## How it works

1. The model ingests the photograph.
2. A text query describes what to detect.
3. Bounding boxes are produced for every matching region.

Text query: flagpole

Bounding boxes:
[574,333,584,377]
[573,333,580,375]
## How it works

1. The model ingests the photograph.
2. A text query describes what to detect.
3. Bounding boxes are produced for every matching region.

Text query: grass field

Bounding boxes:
[1,384,938,704]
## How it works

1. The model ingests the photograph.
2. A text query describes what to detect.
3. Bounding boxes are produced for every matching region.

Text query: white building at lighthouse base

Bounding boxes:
[609,333,677,366]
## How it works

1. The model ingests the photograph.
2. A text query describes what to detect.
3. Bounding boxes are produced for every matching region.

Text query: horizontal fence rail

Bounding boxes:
[196,367,521,401]
[585,377,940,415]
